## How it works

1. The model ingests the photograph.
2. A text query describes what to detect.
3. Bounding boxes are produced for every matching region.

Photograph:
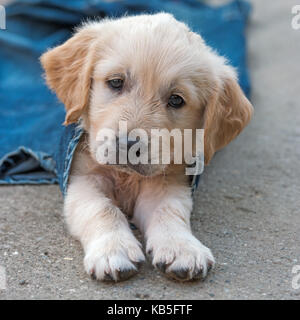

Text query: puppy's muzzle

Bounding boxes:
[116,136,150,176]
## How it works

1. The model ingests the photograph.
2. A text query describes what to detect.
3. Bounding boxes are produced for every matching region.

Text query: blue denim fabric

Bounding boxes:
[55,124,83,196]
[0,0,251,195]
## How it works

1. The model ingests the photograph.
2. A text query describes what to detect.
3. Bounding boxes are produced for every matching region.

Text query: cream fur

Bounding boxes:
[40,13,253,282]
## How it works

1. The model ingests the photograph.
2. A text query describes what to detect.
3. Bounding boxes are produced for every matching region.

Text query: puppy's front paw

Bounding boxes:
[147,233,215,281]
[84,233,145,282]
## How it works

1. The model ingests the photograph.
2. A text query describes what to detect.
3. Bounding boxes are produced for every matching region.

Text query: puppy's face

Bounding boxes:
[41,14,253,176]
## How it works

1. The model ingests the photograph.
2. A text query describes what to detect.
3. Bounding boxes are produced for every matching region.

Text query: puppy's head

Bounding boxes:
[41,13,253,176]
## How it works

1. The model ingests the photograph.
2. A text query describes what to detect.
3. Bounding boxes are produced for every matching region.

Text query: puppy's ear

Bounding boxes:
[204,73,253,164]
[40,28,98,125]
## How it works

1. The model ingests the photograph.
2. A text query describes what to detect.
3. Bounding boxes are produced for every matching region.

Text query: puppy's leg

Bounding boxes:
[133,180,214,281]
[64,175,145,282]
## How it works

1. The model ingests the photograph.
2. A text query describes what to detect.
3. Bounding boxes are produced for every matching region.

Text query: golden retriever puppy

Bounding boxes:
[41,13,253,282]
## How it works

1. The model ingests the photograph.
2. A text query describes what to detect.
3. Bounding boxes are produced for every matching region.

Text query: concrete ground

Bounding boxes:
[0,0,299,300]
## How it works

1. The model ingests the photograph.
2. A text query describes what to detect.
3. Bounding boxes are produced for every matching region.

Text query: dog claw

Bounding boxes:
[90,270,97,280]
[155,262,167,273]
[169,268,190,281]
[115,268,138,281]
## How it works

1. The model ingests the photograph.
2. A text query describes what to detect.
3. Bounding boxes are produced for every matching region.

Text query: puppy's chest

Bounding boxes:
[109,173,142,217]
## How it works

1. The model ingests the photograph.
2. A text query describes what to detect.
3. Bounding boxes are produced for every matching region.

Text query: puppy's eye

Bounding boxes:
[168,95,185,109]
[108,78,124,90]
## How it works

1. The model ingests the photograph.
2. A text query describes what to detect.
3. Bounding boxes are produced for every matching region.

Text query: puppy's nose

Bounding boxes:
[127,138,139,151]
[116,137,139,150]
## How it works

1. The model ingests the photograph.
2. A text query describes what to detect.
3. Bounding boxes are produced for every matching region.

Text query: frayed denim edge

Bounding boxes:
[62,126,84,197]
[0,146,58,184]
